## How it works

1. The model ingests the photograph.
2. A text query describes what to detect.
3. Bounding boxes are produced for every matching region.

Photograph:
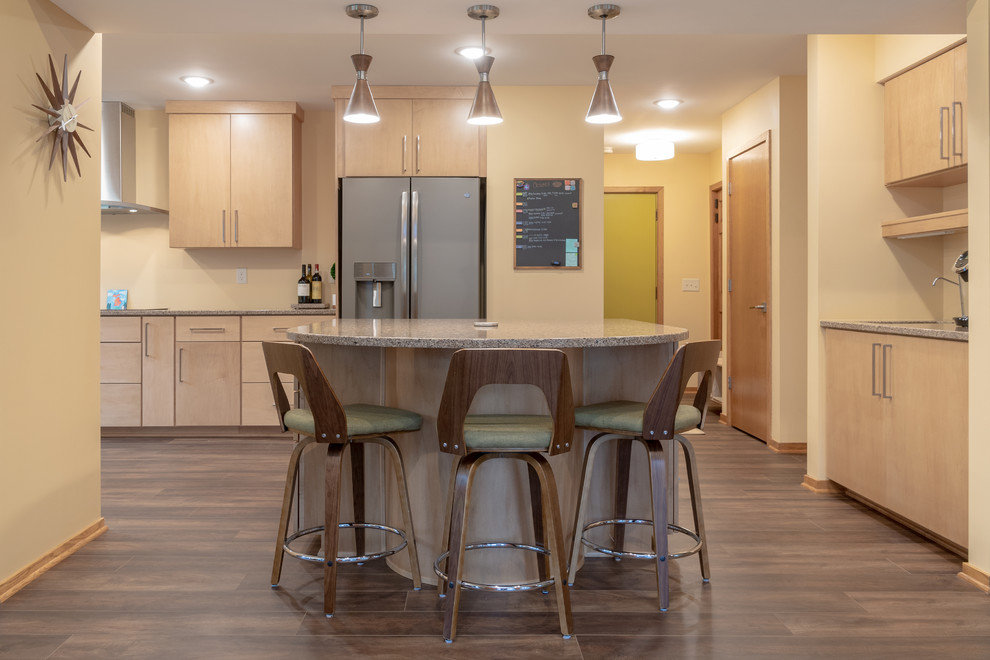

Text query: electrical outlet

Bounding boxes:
[682,278,700,292]
[236,268,248,284]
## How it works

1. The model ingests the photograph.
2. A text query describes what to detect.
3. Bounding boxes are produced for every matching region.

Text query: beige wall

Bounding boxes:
[100,109,337,309]
[721,76,809,445]
[875,34,967,80]
[485,87,604,321]
[604,152,714,341]
[0,0,102,589]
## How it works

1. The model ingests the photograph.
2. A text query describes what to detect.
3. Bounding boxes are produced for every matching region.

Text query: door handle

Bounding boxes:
[749,303,767,312]
[399,191,409,318]
[415,135,421,174]
[144,322,150,357]
[221,210,226,244]
[882,344,892,400]
[410,190,420,318]
[939,106,950,162]
[234,210,239,245]
[952,101,964,159]
[178,347,184,382]
[402,135,408,173]
[871,343,881,397]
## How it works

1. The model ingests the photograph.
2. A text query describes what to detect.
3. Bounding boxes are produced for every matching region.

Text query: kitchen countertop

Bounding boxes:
[820,320,968,341]
[101,308,336,317]
[288,318,688,349]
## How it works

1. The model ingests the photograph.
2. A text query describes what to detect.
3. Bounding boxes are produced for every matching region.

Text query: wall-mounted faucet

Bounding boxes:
[932,275,966,323]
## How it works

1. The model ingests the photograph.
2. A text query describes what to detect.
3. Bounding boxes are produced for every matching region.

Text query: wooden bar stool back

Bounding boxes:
[435,348,575,642]
[262,341,422,618]
[567,339,721,611]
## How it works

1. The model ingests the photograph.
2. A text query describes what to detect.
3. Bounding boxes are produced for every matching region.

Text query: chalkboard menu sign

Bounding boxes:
[513,178,582,270]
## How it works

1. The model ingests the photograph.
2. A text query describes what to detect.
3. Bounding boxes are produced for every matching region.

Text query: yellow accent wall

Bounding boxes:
[604,153,714,341]
[604,193,657,323]
[0,0,102,589]
[485,87,604,321]
[100,109,337,309]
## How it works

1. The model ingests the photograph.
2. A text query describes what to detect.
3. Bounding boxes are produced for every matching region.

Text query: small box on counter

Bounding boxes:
[106,289,128,310]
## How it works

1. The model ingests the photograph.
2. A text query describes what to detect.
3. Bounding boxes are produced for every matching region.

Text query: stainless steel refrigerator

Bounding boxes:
[339,177,485,319]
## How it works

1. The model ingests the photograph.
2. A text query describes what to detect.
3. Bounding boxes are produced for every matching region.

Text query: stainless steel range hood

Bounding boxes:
[101,101,168,215]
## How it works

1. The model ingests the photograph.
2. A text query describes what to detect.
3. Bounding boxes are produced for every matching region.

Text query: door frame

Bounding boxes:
[604,187,664,324]
[709,181,723,341]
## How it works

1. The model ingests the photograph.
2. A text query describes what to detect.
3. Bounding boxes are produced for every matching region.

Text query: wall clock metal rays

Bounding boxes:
[33,54,92,181]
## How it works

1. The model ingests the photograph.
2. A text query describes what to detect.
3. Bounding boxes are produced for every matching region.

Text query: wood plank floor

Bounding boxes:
[3,416,989,659]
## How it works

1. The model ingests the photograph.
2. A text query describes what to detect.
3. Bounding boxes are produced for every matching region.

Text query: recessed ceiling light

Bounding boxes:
[636,140,676,161]
[180,76,214,88]
[455,46,490,59]
[603,146,614,154]
[654,99,681,110]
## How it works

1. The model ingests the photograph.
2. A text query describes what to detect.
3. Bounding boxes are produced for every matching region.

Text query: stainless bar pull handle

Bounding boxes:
[871,343,881,397]
[189,327,226,333]
[372,281,383,308]
[178,348,185,382]
[952,101,964,159]
[415,135,421,174]
[144,322,150,357]
[402,135,408,173]
[221,210,227,244]
[749,303,767,312]
[939,106,950,162]
[234,210,239,245]
[882,344,893,400]
[399,191,409,319]
[273,327,290,333]
[411,189,420,318]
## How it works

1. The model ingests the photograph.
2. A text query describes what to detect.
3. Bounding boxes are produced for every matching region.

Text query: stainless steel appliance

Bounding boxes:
[339,177,485,319]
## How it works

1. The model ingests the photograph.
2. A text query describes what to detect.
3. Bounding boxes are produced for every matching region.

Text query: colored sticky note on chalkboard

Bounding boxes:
[565,238,579,253]
[565,253,578,267]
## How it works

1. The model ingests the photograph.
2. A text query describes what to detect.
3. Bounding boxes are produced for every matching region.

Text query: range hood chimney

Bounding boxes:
[101,101,168,215]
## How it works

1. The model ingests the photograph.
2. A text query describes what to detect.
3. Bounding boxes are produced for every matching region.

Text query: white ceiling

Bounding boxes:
[51,0,967,154]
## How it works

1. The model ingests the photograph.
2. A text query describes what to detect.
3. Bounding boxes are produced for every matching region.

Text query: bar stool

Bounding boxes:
[262,341,422,617]
[435,348,575,642]
[566,340,720,611]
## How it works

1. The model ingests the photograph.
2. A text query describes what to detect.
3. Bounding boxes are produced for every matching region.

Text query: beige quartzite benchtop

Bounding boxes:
[287,318,689,349]
[821,320,968,342]
[100,308,336,317]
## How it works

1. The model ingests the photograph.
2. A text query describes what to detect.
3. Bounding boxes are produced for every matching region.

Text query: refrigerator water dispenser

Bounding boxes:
[354,262,397,319]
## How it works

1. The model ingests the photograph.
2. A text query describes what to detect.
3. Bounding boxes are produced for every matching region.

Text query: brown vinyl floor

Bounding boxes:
[3,416,990,659]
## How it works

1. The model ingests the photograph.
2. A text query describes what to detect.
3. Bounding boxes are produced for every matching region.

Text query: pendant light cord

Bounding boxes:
[600,16,606,55]
[359,17,365,54]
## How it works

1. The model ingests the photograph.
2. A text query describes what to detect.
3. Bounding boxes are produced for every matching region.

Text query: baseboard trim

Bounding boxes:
[0,518,107,603]
[102,426,286,439]
[959,563,990,593]
[718,412,728,425]
[841,489,967,559]
[801,475,843,494]
[768,438,807,454]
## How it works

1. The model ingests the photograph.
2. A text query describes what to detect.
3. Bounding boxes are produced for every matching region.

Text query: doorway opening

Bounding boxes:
[604,187,663,323]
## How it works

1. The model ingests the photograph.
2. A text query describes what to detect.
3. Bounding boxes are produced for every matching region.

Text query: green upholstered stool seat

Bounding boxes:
[462,414,554,450]
[574,400,702,435]
[283,403,423,438]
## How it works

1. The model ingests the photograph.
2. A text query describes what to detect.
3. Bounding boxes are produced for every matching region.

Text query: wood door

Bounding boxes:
[824,330,888,504]
[412,98,480,176]
[727,133,770,441]
[175,341,241,426]
[230,114,300,248]
[169,113,231,247]
[952,43,967,167]
[886,336,968,546]
[883,50,955,184]
[340,98,412,176]
[142,316,174,427]
[710,183,723,340]
[603,190,661,323]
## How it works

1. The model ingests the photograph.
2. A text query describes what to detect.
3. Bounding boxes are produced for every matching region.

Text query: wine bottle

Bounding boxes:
[311,263,323,304]
[297,265,310,304]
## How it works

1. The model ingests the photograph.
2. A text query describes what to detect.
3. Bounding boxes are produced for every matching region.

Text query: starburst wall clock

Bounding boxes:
[32,54,93,181]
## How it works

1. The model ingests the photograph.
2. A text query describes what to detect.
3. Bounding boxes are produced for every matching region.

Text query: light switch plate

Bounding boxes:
[236,268,248,284]
[682,278,700,292]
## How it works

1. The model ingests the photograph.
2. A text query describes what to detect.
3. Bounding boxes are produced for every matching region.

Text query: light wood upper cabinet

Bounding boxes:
[884,43,967,186]
[167,101,303,248]
[334,87,485,177]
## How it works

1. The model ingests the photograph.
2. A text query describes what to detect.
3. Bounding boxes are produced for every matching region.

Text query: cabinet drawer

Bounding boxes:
[175,316,241,341]
[241,315,326,341]
[100,317,141,342]
[100,342,142,383]
[101,384,142,426]
[242,382,284,426]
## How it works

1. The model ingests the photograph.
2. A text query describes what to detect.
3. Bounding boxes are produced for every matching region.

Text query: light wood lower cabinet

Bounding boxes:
[825,329,968,548]
[175,341,241,426]
[100,318,142,426]
[142,317,175,426]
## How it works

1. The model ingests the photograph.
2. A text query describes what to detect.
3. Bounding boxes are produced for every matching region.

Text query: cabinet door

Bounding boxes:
[340,98,412,176]
[101,384,141,427]
[175,341,241,426]
[230,114,301,247]
[825,330,888,503]
[169,114,231,247]
[884,50,955,184]
[886,336,968,546]
[142,317,175,427]
[952,43,967,167]
[412,98,481,176]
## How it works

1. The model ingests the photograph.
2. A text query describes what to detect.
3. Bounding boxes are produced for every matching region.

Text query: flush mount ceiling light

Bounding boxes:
[585,4,622,125]
[466,5,503,125]
[180,76,213,88]
[455,46,490,60]
[635,140,675,161]
[343,4,380,124]
[654,99,681,110]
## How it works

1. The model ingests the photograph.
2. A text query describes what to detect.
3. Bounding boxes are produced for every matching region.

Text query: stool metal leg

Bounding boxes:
[644,438,669,611]
[443,453,483,642]
[527,463,548,590]
[567,432,612,585]
[323,442,346,618]
[674,434,710,581]
[272,435,316,587]
[366,435,423,590]
[437,459,459,598]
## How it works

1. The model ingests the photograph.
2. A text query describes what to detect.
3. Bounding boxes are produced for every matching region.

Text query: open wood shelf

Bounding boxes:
[881,208,968,239]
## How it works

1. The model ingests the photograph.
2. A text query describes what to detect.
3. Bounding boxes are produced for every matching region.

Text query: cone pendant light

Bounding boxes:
[466,5,503,125]
[585,4,622,124]
[343,4,380,124]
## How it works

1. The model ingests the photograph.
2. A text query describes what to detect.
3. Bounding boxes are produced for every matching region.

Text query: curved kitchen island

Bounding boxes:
[287,318,689,585]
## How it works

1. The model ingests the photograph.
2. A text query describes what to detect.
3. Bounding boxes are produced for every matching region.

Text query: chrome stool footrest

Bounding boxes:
[284,522,408,564]
[581,518,703,560]
[434,542,555,592]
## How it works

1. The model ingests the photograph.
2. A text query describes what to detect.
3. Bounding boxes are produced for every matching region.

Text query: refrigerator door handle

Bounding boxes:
[400,191,410,319]
[411,189,420,318]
